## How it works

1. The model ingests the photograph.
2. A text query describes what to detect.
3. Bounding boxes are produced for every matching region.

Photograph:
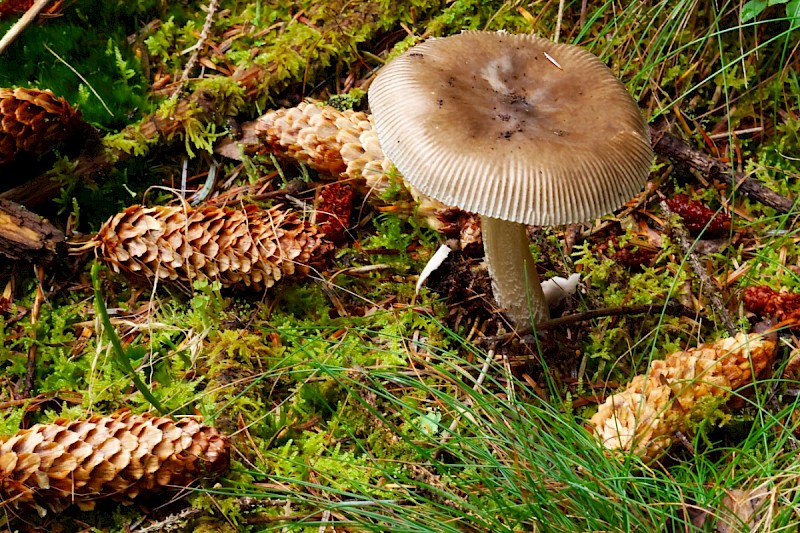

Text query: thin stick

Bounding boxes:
[554,0,565,43]
[179,158,188,198]
[477,301,695,345]
[650,125,795,214]
[535,300,693,330]
[660,198,738,336]
[0,0,52,55]
[24,264,45,396]
[172,0,219,97]
[579,0,589,27]
[43,43,114,116]
[133,508,202,533]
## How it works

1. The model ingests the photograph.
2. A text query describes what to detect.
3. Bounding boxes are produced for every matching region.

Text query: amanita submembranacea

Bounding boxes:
[369,31,653,331]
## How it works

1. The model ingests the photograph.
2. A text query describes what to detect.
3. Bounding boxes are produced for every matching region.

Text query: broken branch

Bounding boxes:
[649,126,795,214]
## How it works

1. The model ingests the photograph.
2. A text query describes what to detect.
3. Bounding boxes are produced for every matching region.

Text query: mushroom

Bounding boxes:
[368,31,653,331]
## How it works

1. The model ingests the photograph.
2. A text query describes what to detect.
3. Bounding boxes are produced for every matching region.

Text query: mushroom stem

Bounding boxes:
[481,217,549,331]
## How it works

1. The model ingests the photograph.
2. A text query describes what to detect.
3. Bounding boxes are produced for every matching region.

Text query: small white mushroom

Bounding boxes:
[541,273,581,309]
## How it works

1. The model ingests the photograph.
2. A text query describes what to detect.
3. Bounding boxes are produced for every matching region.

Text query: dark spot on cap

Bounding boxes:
[507,93,528,106]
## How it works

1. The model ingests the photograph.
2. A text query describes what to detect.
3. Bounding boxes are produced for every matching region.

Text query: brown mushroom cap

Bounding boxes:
[369,31,653,226]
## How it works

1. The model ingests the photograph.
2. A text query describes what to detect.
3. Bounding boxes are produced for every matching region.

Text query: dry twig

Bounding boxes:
[650,126,795,214]
[660,197,738,336]
[0,199,65,262]
[0,0,52,55]
[172,0,220,96]
[535,301,695,330]
[23,264,44,396]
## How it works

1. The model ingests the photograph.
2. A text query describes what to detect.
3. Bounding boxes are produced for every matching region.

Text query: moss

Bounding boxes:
[102,130,157,156]
[361,213,435,273]
[0,1,158,128]
[0,403,27,435]
[326,88,366,111]
[65,156,164,230]
[336,400,418,460]
[574,237,687,309]
[572,235,693,373]
[202,329,278,432]
[747,117,800,199]
[273,283,332,321]
[0,298,87,398]
[425,0,535,36]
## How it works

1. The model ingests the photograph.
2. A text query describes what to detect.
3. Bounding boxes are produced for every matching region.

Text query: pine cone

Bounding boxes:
[590,332,776,462]
[256,101,354,177]
[254,101,451,231]
[73,204,332,290]
[0,410,230,515]
[255,101,392,187]
[0,87,84,166]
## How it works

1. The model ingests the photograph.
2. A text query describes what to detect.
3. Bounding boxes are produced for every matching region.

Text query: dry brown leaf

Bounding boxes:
[716,483,771,533]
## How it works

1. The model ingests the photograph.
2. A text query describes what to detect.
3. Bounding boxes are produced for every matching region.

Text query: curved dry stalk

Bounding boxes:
[0,0,52,55]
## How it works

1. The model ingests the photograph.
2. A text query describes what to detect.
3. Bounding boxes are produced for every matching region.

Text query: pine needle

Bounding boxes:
[43,43,114,116]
